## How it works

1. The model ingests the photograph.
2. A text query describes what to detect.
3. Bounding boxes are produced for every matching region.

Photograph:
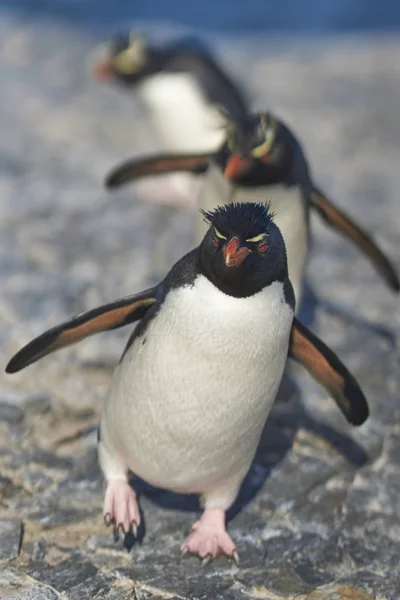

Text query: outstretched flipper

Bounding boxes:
[311,186,399,292]
[105,153,211,189]
[289,318,369,426]
[6,288,158,373]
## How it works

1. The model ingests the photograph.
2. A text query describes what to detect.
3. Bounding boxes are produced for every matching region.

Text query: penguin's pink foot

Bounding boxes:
[103,479,140,536]
[181,508,238,564]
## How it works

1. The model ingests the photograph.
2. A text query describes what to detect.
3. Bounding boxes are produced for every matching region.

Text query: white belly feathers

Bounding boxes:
[139,73,225,152]
[138,74,224,201]
[102,276,293,494]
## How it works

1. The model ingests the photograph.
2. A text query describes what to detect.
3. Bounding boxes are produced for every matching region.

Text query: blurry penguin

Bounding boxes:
[7,203,369,563]
[105,110,400,305]
[92,32,249,205]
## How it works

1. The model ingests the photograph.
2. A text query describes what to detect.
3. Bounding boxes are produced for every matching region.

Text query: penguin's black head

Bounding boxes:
[215,112,295,186]
[92,33,158,85]
[199,202,290,298]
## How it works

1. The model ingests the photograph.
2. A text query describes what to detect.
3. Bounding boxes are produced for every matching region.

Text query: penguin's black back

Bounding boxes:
[161,46,249,123]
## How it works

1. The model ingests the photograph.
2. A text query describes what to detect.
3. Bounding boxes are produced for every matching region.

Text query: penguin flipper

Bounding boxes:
[105,153,211,189]
[311,186,399,292]
[5,288,158,374]
[288,318,369,426]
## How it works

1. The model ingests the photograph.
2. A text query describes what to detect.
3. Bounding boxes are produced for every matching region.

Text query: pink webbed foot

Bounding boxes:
[103,479,140,536]
[181,509,238,565]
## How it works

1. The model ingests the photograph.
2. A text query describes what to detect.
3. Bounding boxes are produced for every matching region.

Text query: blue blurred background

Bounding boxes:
[1,0,400,33]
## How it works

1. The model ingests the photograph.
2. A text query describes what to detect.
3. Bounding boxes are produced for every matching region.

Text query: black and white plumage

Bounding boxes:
[105,110,400,304]
[6,203,369,562]
[92,33,248,128]
[92,32,248,205]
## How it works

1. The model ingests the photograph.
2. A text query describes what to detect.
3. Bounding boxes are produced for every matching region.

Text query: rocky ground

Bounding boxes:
[0,12,400,600]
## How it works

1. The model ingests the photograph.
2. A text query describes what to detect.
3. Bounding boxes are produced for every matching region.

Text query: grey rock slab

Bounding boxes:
[235,560,314,597]
[20,470,54,494]
[117,564,238,600]
[31,539,48,562]
[63,572,116,600]
[27,450,74,471]
[0,403,24,425]
[0,475,16,499]
[293,472,354,530]
[255,452,337,513]
[329,572,400,600]
[298,583,377,600]
[27,559,98,593]
[0,570,60,600]
[22,395,52,418]
[28,507,98,529]
[0,389,32,410]
[0,519,23,562]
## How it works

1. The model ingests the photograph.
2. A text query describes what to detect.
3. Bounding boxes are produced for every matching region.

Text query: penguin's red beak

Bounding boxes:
[92,59,115,80]
[224,154,252,181]
[223,237,251,267]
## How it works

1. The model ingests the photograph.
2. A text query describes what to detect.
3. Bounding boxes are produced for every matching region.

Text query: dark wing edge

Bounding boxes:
[311,186,399,292]
[105,153,211,189]
[288,318,369,426]
[6,287,158,374]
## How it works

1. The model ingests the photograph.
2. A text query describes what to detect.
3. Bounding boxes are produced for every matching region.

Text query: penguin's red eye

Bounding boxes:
[213,238,219,248]
[258,243,268,253]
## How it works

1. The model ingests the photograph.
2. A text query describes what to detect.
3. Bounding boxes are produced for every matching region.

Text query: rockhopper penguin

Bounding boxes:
[92,32,248,204]
[6,203,369,562]
[105,111,400,305]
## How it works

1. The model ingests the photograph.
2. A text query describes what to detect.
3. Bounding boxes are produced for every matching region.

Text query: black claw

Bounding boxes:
[201,555,212,567]
[117,523,125,535]
[130,521,138,538]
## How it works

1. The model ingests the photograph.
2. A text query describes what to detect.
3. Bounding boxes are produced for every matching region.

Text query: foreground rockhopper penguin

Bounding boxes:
[6,203,369,563]
[105,111,400,305]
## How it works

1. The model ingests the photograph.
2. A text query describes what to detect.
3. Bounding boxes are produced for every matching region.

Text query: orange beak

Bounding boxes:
[223,237,250,267]
[224,154,252,181]
[92,59,115,81]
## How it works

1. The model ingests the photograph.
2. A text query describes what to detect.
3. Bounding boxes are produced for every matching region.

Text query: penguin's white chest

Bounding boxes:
[138,74,224,152]
[102,277,293,494]
[263,184,309,304]
[138,73,223,201]
[197,167,309,303]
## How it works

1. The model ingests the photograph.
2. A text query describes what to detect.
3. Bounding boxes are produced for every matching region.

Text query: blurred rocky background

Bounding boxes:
[0,1,400,599]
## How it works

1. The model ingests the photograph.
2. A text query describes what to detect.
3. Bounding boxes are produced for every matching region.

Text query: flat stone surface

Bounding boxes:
[0,8,399,600]
[0,571,60,600]
[0,519,23,562]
